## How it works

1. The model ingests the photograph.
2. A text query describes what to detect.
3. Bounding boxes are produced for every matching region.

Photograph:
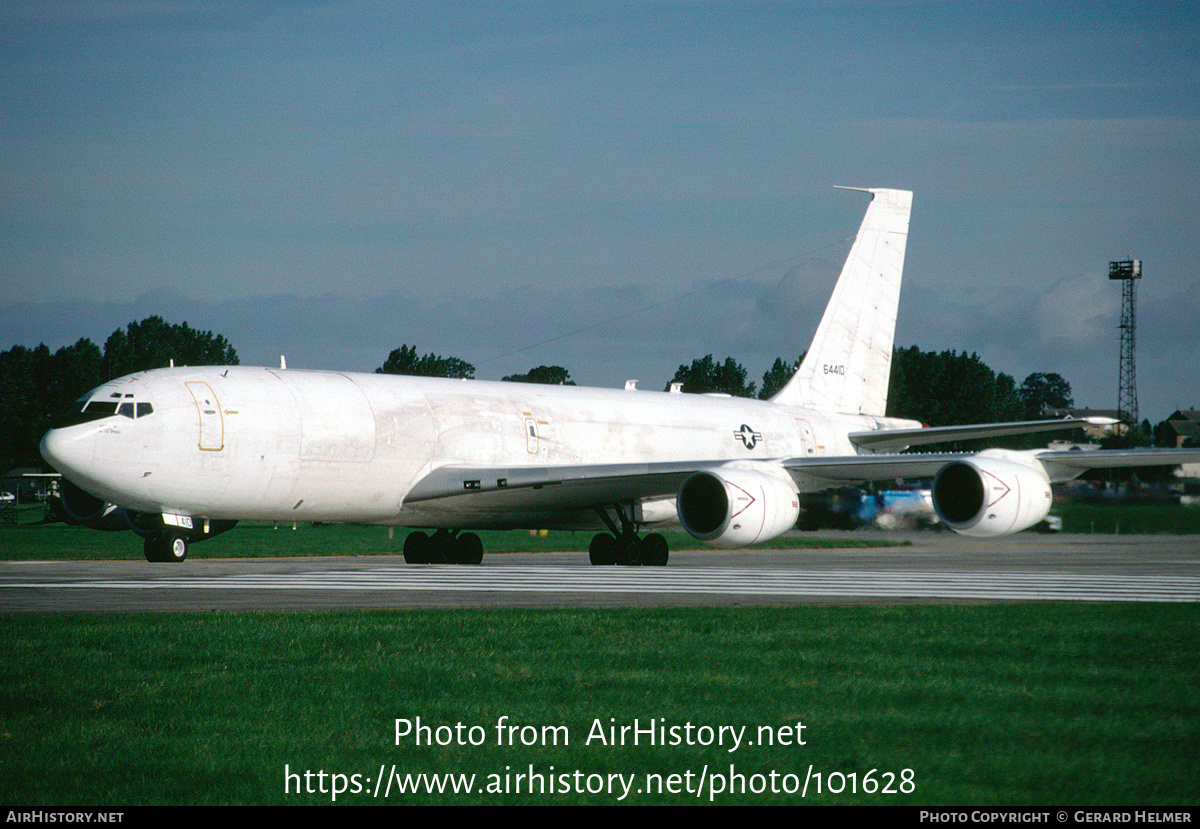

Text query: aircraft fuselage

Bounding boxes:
[41,365,904,531]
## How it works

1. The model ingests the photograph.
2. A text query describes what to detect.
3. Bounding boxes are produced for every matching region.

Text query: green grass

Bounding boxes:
[5,500,1198,562]
[0,514,904,561]
[2,604,1196,806]
[1054,502,1200,535]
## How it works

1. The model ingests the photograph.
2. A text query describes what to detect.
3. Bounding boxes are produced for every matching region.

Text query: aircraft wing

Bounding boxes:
[780,453,973,482]
[402,454,973,518]
[404,446,1200,512]
[399,452,986,521]
[848,417,1115,450]
[403,454,997,512]
[399,454,971,535]
[783,447,1200,485]
[1033,448,1200,483]
[403,459,710,512]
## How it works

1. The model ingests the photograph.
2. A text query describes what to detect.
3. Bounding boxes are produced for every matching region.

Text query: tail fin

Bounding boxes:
[770,187,912,416]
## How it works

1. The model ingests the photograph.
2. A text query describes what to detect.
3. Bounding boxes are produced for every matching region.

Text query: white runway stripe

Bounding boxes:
[13,566,1200,602]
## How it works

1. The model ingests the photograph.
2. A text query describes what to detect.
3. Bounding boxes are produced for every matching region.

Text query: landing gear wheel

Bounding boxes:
[617,536,642,566]
[144,531,188,563]
[405,530,485,564]
[455,532,484,564]
[403,531,431,564]
[165,532,188,562]
[589,533,618,565]
[641,533,668,566]
[429,529,456,563]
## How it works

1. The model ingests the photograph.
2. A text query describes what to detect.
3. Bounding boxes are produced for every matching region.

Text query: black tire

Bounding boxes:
[456,532,484,564]
[143,534,163,562]
[617,536,642,566]
[144,532,188,563]
[588,533,617,565]
[429,530,455,563]
[404,531,431,564]
[641,533,669,566]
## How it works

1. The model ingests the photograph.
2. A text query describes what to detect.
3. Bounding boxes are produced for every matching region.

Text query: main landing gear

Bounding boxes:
[587,504,669,566]
[403,529,485,564]
[587,531,668,566]
[400,505,671,566]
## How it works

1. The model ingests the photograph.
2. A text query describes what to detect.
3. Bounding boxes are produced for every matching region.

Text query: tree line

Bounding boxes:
[660,348,1074,423]
[0,320,1142,474]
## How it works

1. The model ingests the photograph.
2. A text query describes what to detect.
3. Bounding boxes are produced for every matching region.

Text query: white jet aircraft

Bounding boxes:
[40,188,1200,563]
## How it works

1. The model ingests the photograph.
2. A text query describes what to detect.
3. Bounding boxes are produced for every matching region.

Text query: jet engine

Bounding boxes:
[677,467,800,548]
[53,478,116,526]
[931,451,1052,538]
[52,479,155,534]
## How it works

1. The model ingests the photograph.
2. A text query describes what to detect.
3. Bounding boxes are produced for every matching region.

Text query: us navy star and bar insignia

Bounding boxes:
[734,424,762,450]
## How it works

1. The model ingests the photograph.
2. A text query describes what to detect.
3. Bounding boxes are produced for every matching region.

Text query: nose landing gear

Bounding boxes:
[140,518,235,562]
[144,531,188,562]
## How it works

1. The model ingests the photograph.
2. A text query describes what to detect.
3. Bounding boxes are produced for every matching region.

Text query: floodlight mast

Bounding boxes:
[1109,259,1141,439]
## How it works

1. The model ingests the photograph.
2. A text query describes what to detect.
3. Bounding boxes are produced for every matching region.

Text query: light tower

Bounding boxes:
[1109,259,1141,437]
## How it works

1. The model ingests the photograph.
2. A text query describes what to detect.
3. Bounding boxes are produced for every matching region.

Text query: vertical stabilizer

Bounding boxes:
[770,187,912,415]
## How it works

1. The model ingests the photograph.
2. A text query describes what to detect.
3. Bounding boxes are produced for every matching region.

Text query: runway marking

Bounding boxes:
[7,566,1200,602]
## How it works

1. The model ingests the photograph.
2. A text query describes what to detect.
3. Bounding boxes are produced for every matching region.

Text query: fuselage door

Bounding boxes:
[186,381,224,451]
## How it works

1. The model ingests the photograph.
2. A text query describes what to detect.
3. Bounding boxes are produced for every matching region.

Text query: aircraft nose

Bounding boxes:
[40,427,94,480]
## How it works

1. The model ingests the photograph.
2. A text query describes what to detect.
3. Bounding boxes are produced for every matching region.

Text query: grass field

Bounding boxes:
[3,505,1197,807]
[2,603,1197,807]
[1055,502,1200,535]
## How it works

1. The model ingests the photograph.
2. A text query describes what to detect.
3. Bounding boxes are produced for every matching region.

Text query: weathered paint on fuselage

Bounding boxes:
[41,365,911,529]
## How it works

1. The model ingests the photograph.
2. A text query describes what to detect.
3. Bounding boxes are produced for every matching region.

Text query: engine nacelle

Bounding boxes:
[52,479,157,534]
[931,451,1052,538]
[677,467,800,548]
[53,478,111,525]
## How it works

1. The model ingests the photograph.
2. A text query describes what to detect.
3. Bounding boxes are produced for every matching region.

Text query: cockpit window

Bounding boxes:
[52,394,154,428]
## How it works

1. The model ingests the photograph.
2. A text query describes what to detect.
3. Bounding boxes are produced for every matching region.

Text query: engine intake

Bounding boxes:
[52,479,156,534]
[53,478,109,525]
[932,452,1052,537]
[677,467,800,548]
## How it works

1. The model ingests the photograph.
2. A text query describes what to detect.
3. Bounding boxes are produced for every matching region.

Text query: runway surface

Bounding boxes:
[3,532,1199,612]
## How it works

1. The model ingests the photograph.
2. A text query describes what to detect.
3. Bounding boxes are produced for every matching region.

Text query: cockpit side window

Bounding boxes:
[53,393,154,428]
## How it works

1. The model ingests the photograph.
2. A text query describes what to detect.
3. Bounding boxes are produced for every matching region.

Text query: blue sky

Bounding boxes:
[3,1,1198,421]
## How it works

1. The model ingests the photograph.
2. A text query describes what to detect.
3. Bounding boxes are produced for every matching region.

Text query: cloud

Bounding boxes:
[1028,272,1120,360]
